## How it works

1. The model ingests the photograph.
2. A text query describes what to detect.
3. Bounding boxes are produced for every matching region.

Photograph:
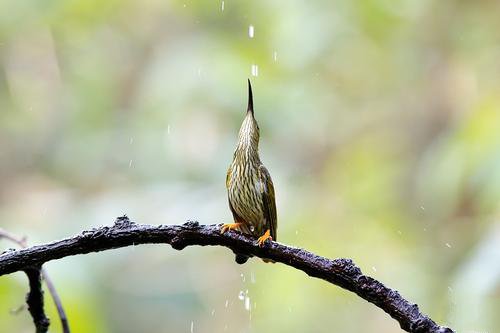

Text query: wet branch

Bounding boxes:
[24,267,50,333]
[0,216,454,333]
[0,228,70,333]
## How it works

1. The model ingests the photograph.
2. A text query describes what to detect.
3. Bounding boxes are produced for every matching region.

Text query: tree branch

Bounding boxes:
[24,267,50,333]
[0,228,70,333]
[0,216,454,333]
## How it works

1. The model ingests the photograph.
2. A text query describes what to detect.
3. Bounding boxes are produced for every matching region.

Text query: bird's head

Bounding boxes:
[237,79,260,151]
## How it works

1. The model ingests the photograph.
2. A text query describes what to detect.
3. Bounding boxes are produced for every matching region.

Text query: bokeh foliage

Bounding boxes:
[1,0,499,332]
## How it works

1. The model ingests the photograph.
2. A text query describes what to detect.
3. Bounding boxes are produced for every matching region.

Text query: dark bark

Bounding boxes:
[0,228,70,333]
[24,268,50,333]
[0,216,454,333]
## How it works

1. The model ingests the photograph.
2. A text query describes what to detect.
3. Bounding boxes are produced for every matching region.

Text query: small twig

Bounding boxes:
[0,216,454,333]
[42,272,69,332]
[10,304,26,315]
[24,267,50,333]
[0,228,70,333]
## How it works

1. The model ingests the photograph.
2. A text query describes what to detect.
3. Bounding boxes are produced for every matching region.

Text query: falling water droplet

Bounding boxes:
[190,321,194,333]
[251,64,259,77]
[445,243,451,248]
[248,25,254,38]
[211,309,216,316]
[372,266,377,272]
[221,1,224,11]
[225,299,229,308]
[129,160,133,168]
[244,296,250,311]
[238,291,245,300]
[273,51,277,62]
[167,124,171,135]
[250,271,256,283]
[129,137,134,144]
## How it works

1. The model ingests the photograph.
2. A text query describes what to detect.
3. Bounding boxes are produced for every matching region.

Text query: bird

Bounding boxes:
[221,79,277,263]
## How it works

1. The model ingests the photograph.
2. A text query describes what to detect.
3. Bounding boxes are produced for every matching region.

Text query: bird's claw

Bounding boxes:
[257,229,272,247]
[221,223,242,234]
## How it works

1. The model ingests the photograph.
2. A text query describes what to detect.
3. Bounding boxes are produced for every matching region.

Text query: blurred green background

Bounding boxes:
[1,0,499,332]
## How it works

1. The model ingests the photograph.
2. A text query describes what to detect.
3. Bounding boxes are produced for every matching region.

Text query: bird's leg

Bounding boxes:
[257,229,272,246]
[220,222,243,234]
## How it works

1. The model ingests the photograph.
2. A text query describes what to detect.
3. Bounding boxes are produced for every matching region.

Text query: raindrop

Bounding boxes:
[250,271,256,283]
[129,160,133,168]
[251,64,259,77]
[273,51,278,62]
[190,321,194,333]
[295,230,299,235]
[129,137,134,144]
[225,299,229,308]
[238,291,245,300]
[221,1,224,11]
[240,273,246,282]
[167,124,171,135]
[248,25,254,38]
[244,296,250,311]
[397,230,402,236]
[372,266,377,272]
[211,309,216,316]
[420,206,425,211]
[445,243,451,248]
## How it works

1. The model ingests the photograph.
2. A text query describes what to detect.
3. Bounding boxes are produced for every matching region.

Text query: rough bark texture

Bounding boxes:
[0,228,70,333]
[0,216,454,333]
[24,268,50,333]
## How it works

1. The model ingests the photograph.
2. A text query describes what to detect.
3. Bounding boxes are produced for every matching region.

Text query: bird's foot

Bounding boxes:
[221,222,242,234]
[257,229,272,247]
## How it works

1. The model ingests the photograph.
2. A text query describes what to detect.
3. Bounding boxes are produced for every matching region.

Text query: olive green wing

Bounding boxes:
[258,165,277,241]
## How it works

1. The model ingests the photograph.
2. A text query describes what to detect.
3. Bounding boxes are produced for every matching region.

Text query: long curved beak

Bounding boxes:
[247,79,254,115]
